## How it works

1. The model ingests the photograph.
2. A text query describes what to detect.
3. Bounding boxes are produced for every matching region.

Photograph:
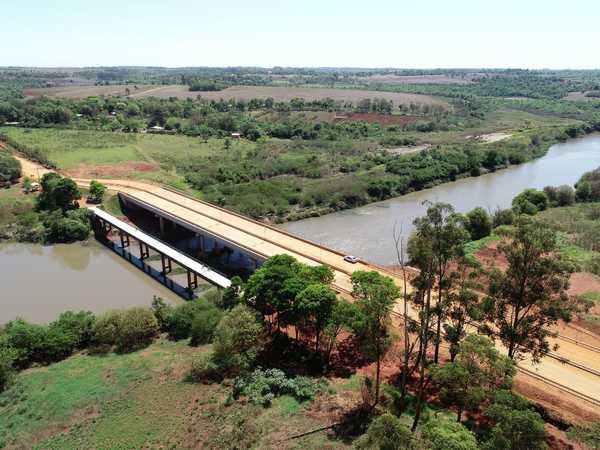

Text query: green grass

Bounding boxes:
[0,127,219,171]
[0,340,189,448]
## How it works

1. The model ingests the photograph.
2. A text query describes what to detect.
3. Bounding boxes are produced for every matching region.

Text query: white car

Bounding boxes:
[343,255,359,264]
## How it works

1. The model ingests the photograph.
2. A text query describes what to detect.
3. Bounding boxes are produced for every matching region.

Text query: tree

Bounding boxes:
[322,299,359,368]
[0,151,21,186]
[483,390,547,450]
[443,259,482,361]
[430,334,515,422]
[87,180,106,204]
[512,188,548,215]
[465,207,492,240]
[575,167,600,202]
[43,209,90,243]
[483,217,576,362]
[410,202,469,364]
[351,271,399,405]
[421,419,478,450]
[295,283,337,352]
[37,173,81,212]
[354,413,419,450]
[211,304,265,376]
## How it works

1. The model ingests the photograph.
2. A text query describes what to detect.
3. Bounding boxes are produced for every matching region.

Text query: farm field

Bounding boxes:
[355,73,475,84]
[24,84,450,108]
[24,84,159,99]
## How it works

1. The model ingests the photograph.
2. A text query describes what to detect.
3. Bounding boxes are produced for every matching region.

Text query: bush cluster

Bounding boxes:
[232,368,327,407]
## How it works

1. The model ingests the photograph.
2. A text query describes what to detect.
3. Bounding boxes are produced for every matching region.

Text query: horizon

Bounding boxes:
[2,0,600,69]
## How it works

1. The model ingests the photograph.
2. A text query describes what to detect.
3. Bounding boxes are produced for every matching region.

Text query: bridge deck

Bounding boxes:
[91,207,231,289]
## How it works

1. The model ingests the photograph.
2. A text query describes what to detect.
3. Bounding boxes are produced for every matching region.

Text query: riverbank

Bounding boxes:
[282,133,600,264]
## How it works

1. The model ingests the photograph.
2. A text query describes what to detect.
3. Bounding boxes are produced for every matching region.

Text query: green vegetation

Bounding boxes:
[1,66,598,222]
[0,150,20,186]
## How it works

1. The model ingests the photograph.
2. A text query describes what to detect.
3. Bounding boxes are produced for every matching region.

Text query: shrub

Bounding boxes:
[87,180,106,204]
[151,296,173,332]
[0,151,21,186]
[117,307,159,352]
[50,310,95,349]
[465,207,492,240]
[42,209,91,243]
[354,413,418,450]
[543,185,575,207]
[0,344,17,392]
[189,306,223,346]
[3,319,49,368]
[512,188,548,215]
[492,208,514,228]
[211,305,265,376]
[92,307,158,352]
[232,368,326,407]
[422,419,478,450]
[189,352,222,382]
[91,310,121,350]
[483,390,547,450]
[567,421,600,450]
[575,168,600,203]
[168,299,218,341]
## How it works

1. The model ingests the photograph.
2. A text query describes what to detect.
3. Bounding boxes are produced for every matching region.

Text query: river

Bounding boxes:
[282,134,600,265]
[3,134,599,323]
[0,241,182,324]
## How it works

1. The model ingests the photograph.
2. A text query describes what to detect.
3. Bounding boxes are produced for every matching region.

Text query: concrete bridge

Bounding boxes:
[13,155,600,414]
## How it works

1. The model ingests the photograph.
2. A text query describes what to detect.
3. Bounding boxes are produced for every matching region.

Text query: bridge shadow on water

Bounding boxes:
[97,234,201,300]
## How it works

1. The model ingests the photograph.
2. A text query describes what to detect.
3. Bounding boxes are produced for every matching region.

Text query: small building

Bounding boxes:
[231,132,241,139]
[4,121,20,126]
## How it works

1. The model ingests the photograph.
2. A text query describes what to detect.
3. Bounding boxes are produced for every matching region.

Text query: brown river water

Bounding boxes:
[2,134,599,323]
[0,241,182,324]
[283,134,600,265]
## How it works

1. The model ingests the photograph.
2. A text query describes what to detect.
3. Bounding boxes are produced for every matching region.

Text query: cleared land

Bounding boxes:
[24,84,159,99]
[24,84,449,108]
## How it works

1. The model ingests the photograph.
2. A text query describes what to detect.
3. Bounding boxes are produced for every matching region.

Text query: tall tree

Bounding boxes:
[413,202,469,364]
[483,217,576,362]
[295,283,337,352]
[443,258,482,362]
[351,271,400,405]
[430,334,515,422]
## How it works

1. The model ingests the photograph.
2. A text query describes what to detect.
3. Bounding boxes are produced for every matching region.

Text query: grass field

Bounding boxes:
[0,128,224,186]
[0,339,347,449]
[0,336,467,449]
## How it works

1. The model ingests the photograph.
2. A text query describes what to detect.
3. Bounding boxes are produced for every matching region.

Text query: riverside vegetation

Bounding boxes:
[1,68,600,221]
[2,195,598,448]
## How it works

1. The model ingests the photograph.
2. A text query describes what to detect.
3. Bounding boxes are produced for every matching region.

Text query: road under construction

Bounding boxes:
[15,155,600,413]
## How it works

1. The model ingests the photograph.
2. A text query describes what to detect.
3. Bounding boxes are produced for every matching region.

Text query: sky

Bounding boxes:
[2,0,600,69]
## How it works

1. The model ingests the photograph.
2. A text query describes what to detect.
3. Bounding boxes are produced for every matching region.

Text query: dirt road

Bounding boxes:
[13,155,600,410]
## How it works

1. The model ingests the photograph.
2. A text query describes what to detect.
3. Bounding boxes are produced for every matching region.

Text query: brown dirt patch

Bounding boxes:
[64,161,159,179]
[334,112,419,127]
[24,84,449,108]
[514,375,600,424]
[568,272,600,297]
